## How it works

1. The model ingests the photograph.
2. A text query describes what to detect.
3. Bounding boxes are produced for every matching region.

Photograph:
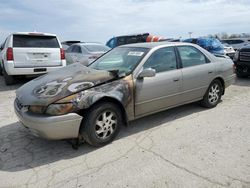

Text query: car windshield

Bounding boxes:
[84,44,111,52]
[89,47,149,75]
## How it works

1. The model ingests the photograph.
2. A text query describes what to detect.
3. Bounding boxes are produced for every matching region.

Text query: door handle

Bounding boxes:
[173,78,180,82]
[208,71,213,74]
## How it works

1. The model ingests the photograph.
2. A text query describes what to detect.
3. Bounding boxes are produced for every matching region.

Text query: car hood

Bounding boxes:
[16,63,115,106]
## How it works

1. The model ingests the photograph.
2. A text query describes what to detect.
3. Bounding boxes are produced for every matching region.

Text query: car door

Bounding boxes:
[65,45,74,65]
[177,45,215,103]
[134,47,182,117]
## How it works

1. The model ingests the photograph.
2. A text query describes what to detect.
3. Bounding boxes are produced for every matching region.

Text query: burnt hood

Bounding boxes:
[16,63,115,106]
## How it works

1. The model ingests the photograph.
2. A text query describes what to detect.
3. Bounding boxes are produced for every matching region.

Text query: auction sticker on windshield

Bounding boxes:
[128,51,144,56]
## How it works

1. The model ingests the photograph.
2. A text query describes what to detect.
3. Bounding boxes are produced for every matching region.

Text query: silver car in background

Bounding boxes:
[65,42,110,65]
[14,42,235,146]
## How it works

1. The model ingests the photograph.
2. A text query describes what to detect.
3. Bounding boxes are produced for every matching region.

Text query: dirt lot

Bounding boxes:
[0,76,250,188]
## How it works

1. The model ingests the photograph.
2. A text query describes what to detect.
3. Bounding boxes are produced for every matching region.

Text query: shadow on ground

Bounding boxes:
[233,76,250,87]
[0,76,33,91]
[0,102,209,172]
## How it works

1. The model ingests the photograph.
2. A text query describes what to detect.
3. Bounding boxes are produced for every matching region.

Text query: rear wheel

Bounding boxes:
[3,68,14,85]
[200,80,222,108]
[80,102,122,147]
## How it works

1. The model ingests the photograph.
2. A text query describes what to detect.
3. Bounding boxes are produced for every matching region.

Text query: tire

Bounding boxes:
[3,68,14,85]
[200,79,223,108]
[80,102,123,147]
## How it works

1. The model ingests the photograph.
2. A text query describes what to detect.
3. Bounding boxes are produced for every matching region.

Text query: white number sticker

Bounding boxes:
[128,51,144,56]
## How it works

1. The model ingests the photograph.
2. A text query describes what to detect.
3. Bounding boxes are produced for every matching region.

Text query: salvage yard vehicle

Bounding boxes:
[0,32,66,85]
[183,38,225,56]
[222,43,235,59]
[233,45,250,78]
[65,42,110,65]
[14,42,235,147]
[221,38,250,50]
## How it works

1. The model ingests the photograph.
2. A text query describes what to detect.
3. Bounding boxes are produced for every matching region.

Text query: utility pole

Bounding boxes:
[188,32,193,38]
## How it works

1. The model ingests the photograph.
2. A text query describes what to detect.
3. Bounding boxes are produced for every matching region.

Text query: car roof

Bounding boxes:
[111,33,150,38]
[11,32,56,36]
[221,38,249,41]
[77,42,105,46]
[120,41,195,49]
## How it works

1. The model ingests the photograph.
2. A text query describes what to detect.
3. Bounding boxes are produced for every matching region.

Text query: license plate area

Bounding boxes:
[34,68,47,72]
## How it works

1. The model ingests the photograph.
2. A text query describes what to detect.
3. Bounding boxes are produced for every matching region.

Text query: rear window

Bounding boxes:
[84,45,110,52]
[13,34,59,48]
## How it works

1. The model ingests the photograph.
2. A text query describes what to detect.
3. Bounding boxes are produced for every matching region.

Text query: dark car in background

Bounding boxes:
[233,45,250,78]
[183,38,225,56]
[106,33,166,48]
[61,40,82,50]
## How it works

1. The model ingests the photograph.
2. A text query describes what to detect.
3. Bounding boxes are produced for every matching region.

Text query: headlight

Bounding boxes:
[29,106,47,114]
[45,93,80,116]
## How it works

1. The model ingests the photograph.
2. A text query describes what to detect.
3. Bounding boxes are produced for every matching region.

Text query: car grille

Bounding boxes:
[15,98,24,110]
[240,52,250,61]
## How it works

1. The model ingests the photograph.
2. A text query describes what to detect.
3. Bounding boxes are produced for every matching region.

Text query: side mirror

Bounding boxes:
[138,68,156,78]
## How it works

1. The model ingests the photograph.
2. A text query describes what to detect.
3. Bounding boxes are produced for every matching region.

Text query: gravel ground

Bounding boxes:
[0,76,250,188]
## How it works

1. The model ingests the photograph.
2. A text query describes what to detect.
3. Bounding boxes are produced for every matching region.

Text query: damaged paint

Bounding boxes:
[16,63,135,119]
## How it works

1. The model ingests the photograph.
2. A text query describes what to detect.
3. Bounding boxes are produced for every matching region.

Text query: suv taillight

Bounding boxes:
[7,48,13,61]
[60,48,65,60]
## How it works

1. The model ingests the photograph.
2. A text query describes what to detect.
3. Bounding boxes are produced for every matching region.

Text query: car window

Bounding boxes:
[66,45,74,53]
[177,46,207,68]
[83,44,110,52]
[222,40,244,45]
[143,47,177,73]
[13,35,59,48]
[72,45,82,53]
[117,37,126,46]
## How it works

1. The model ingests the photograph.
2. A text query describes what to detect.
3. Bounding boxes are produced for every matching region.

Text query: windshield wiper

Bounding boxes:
[108,69,126,78]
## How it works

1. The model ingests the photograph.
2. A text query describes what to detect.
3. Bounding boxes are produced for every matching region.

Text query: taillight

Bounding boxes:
[60,48,65,60]
[6,48,13,61]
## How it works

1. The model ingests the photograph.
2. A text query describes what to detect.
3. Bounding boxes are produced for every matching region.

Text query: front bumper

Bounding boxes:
[14,100,83,140]
[235,61,250,75]
[4,60,66,76]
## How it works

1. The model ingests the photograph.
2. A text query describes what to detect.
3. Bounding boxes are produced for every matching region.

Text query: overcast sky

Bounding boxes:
[1,0,250,43]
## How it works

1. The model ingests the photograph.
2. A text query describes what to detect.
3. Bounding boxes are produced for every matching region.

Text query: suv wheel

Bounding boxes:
[80,102,122,147]
[3,68,14,85]
[200,79,222,108]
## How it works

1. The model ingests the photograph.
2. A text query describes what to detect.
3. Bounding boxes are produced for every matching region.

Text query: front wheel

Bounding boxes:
[200,80,223,108]
[80,102,123,147]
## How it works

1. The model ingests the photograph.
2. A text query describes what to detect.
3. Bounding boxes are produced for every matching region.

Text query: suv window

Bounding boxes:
[72,45,82,53]
[13,35,59,48]
[177,46,207,68]
[143,47,177,73]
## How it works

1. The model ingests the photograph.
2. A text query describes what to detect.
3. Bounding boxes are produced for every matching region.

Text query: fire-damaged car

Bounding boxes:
[14,42,235,147]
[234,45,250,78]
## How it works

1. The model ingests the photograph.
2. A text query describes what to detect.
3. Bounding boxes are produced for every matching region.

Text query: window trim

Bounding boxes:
[176,45,210,69]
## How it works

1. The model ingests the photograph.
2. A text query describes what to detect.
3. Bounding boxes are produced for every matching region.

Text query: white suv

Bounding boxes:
[0,32,66,85]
